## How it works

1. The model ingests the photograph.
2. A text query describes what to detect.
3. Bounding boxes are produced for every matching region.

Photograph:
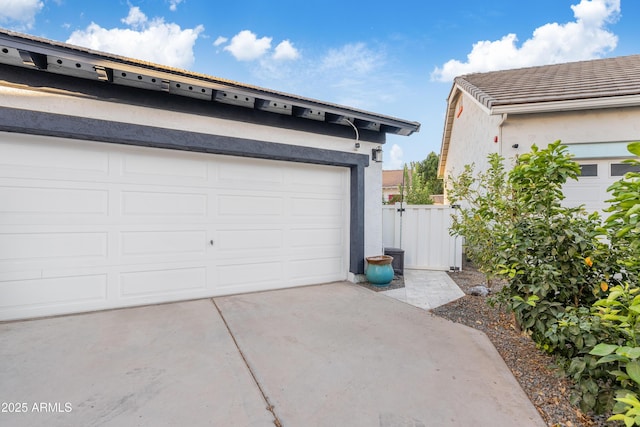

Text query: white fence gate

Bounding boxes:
[382,204,462,271]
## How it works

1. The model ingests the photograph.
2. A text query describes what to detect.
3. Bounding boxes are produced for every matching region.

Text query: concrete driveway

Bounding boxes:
[0,282,545,426]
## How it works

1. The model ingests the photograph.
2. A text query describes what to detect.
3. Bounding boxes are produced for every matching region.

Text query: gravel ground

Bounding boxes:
[432,266,608,427]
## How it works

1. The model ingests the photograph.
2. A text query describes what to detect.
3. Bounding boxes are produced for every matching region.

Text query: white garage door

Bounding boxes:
[0,132,349,320]
[563,159,634,214]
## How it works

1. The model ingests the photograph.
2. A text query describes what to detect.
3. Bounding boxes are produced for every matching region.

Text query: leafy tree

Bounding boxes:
[447,153,511,285]
[414,151,444,195]
[397,152,444,205]
[402,163,433,204]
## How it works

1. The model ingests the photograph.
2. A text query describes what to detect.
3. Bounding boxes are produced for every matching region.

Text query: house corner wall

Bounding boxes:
[443,93,502,199]
[364,155,383,260]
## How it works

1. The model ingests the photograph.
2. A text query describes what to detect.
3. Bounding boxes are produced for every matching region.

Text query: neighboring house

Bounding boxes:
[438,54,640,213]
[382,169,407,202]
[0,30,419,321]
[382,169,444,204]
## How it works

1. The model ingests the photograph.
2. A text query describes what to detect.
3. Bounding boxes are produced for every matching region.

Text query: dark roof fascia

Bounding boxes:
[0,29,420,137]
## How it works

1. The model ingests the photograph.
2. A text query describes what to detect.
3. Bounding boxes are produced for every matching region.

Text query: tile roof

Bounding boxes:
[438,54,640,178]
[382,170,404,187]
[455,54,640,110]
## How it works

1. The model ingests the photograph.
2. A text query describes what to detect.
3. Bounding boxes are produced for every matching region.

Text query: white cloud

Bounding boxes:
[321,42,382,74]
[386,144,404,170]
[66,6,204,69]
[431,0,620,82]
[213,36,228,46]
[224,30,272,61]
[0,0,43,29]
[273,40,299,61]
[168,0,184,12]
[251,40,402,112]
[121,6,147,28]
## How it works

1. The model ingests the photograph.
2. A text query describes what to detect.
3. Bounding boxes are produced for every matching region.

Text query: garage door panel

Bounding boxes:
[289,227,343,248]
[217,194,283,216]
[216,229,282,251]
[120,230,207,257]
[121,151,209,183]
[288,257,344,281]
[0,134,110,179]
[563,159,631,213]
[0,274,107,310]
[121,190,208,217]
[0,180,109,226]
[216,261,283,289]
[0,232,108,262]
[288,245,344,261]
[286,165,346,193]
[291,197,344,218]
[563,182,604,208]
[119,266,207,298]
[216,159,284,189]
[0,185,109,217]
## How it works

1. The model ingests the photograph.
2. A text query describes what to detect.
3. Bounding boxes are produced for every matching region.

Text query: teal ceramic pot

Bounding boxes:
[365,255,394,286]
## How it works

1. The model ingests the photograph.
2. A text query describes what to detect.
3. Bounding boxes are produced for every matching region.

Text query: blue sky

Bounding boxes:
[1,0,638,169]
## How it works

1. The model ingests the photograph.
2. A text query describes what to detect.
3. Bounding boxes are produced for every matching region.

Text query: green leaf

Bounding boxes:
[597,354,628,365]
[617,396,640,407]
[609,369,630,380]
[628,142,640,157]
[610,290,626,301]
[585,379,599,395]
[608,414,627,422]
[628,361,640,385]
[590,343,619,356]
[619,347,640,359]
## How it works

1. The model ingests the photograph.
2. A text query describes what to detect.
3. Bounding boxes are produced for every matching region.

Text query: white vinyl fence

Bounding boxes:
[382,203,463,271]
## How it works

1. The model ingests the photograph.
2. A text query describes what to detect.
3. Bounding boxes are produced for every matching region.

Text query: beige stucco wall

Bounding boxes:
[442,94,640,212]
[442,92,503,188]
[501,107,640,156]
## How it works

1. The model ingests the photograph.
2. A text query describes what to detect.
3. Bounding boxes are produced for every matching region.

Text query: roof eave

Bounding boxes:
[0,29,420,138]
[438,84,465,178]
[490,95,640,115]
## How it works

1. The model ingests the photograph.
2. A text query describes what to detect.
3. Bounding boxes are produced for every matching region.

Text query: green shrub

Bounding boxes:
[491,142,608,350]
[585,143,640,424]
[447,141,640,418]
[447,153,510,284]
[447,141,638,415]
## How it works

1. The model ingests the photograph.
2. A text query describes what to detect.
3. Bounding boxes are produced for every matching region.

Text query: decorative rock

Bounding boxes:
[468,285,490,297]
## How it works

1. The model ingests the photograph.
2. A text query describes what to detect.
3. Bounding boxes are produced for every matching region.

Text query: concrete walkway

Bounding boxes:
[0,282,544,427]
[381,269,465,310]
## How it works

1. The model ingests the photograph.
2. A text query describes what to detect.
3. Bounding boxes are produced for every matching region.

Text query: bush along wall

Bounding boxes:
[448,141,640,421]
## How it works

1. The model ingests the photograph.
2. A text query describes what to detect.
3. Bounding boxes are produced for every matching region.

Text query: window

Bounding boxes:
[611,163,640,177]
[578,164,598,177]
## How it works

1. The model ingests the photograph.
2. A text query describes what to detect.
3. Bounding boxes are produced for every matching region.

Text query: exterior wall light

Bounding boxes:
[372,146,383,162]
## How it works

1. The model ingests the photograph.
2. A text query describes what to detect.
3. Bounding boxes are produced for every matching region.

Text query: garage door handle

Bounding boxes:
[209,240,214,246]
